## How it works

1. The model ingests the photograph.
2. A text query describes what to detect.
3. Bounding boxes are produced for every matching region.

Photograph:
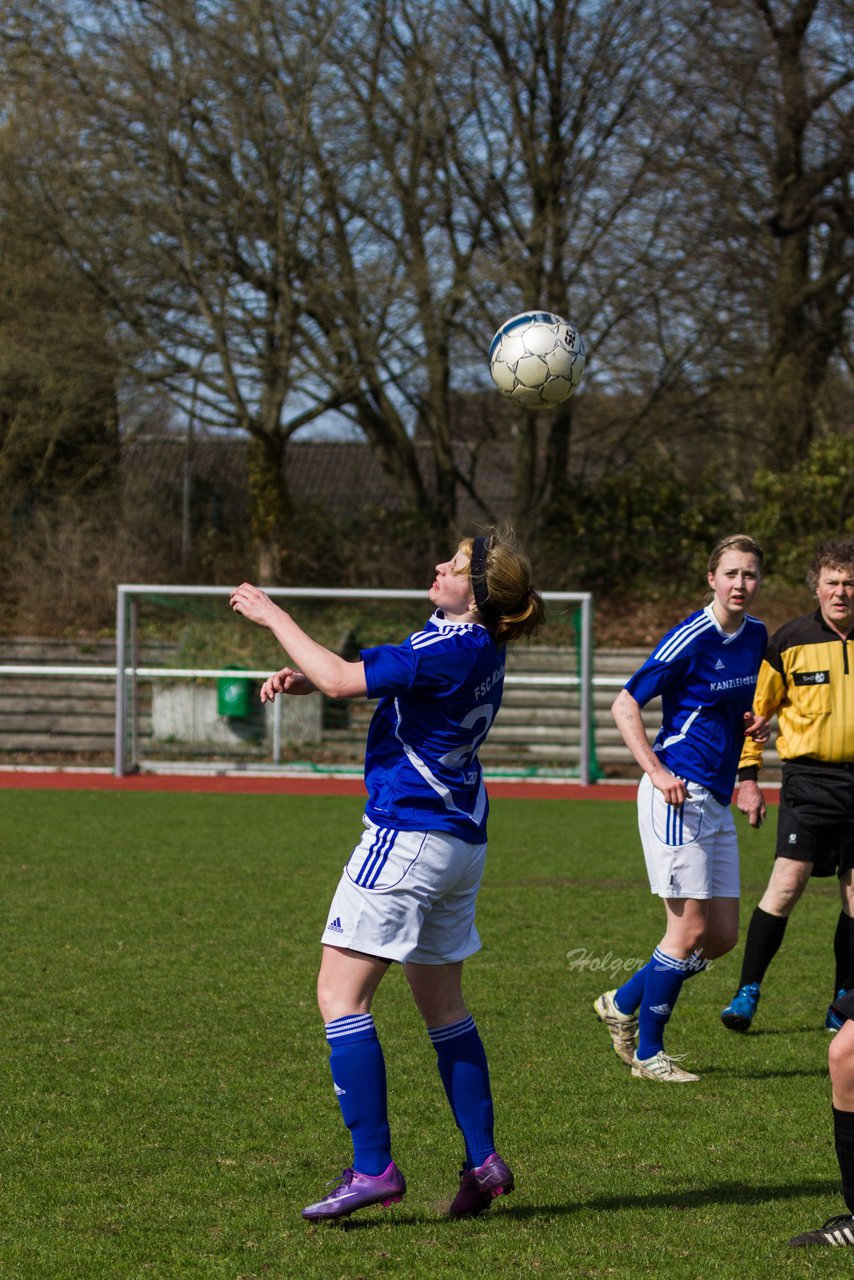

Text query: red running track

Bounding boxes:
[0,770,778,804]
[0,769,639,801]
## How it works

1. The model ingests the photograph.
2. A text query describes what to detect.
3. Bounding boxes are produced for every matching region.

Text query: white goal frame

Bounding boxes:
[114,584,595,781]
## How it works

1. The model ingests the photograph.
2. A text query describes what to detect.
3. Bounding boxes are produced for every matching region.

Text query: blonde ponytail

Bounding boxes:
[460,527,546,645]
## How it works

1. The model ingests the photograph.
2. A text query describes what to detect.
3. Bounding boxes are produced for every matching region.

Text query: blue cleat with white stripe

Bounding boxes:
[720,981,760,1032]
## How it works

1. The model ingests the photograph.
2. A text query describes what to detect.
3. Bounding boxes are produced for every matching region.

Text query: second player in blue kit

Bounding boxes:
[594,535,768,1082]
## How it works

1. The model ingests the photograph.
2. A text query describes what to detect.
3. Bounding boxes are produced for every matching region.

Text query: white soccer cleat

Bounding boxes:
[630,1050,699,1083]
[593,989,638,1065]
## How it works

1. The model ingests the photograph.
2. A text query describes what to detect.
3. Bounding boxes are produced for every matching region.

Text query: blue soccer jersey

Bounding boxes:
[361,611,506,840]
[625,605,767,803]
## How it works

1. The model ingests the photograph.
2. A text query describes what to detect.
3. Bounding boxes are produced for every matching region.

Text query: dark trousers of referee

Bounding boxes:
[736,762,854,1006]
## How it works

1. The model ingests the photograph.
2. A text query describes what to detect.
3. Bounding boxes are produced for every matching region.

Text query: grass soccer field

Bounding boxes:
[0,787,849,1279]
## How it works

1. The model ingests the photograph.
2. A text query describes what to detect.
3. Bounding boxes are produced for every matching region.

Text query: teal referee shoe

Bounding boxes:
[720,982,760,1032]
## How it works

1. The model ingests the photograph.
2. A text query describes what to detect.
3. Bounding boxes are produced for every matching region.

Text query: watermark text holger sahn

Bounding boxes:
[566,948,714,975]
[566,948,645,976]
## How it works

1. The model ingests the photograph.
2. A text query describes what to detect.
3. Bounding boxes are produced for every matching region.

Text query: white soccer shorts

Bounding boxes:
[637,772,740,899]
[320,817,488,964]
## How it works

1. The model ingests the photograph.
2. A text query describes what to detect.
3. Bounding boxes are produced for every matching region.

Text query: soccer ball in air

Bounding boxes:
[488,311,585,409]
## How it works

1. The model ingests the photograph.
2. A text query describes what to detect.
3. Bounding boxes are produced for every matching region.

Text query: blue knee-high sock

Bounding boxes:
[614,961,650,1015]
[615,951,705,1028]
[428,1015,495,1170]
[637,948,690,1059]
[325,1014,391,1176]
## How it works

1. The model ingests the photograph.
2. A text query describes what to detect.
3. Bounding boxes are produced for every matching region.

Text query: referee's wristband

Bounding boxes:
[738,766,760,783]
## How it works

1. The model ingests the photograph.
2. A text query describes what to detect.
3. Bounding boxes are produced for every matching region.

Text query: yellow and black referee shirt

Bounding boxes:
[739,609,854,777]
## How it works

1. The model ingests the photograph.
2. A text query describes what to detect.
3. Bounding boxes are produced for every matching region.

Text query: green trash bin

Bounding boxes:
[217,665,252,718]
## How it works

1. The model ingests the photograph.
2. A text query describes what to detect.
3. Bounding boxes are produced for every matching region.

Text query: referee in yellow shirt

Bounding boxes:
[721,536,854,1034]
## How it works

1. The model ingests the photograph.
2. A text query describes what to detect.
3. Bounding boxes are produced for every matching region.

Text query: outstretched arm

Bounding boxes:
[229,583,368,700]
[611,687,687,805]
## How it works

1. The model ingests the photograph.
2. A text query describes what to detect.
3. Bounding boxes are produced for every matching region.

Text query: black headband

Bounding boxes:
[470,536,498,623]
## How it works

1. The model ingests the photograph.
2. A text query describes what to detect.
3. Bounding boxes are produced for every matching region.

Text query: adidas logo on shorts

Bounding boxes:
[327,916,344,933]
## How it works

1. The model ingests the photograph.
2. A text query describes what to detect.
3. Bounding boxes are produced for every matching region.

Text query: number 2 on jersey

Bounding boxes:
[439,704,495,771]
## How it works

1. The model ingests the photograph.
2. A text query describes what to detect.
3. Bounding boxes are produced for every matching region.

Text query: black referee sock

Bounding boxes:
[834,911,854,995]
[739,906,789,987]
[833,1107,854,1215]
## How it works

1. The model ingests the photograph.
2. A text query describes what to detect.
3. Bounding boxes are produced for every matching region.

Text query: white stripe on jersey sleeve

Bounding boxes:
[410,630,452,649]
[654,615,714,663]
[411,624,477,650]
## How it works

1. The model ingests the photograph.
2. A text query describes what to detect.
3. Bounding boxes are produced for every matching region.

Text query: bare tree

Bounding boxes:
[447,1,694,518]
[0,119,119,522]
[757,0,853,463]
[295,1,500,553]
[657,0,854,469]
[295,0,695,541]
[8,0,351,578]
[6,0,850,582]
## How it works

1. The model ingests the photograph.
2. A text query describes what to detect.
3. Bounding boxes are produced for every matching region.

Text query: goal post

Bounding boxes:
[114,584,596,782]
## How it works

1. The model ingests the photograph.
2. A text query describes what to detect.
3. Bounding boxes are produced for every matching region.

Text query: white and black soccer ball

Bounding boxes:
[488,311,585,409]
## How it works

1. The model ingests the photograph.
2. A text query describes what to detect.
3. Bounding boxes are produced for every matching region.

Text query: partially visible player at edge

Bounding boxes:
[593,536,767,1082]
[790,989,854,1246]
[230,530,545,1222]
[721,537,854,1034]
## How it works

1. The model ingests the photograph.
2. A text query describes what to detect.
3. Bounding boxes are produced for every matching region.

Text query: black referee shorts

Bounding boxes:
[776,761,854,878]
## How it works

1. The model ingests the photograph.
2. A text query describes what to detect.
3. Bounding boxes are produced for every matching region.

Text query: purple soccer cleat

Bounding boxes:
[448,1152,515,1218]
[301,1162,406,1221]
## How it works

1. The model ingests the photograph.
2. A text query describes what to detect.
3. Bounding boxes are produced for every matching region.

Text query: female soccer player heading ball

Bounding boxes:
[594,535,767,1081]
[230,530,545,1221]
